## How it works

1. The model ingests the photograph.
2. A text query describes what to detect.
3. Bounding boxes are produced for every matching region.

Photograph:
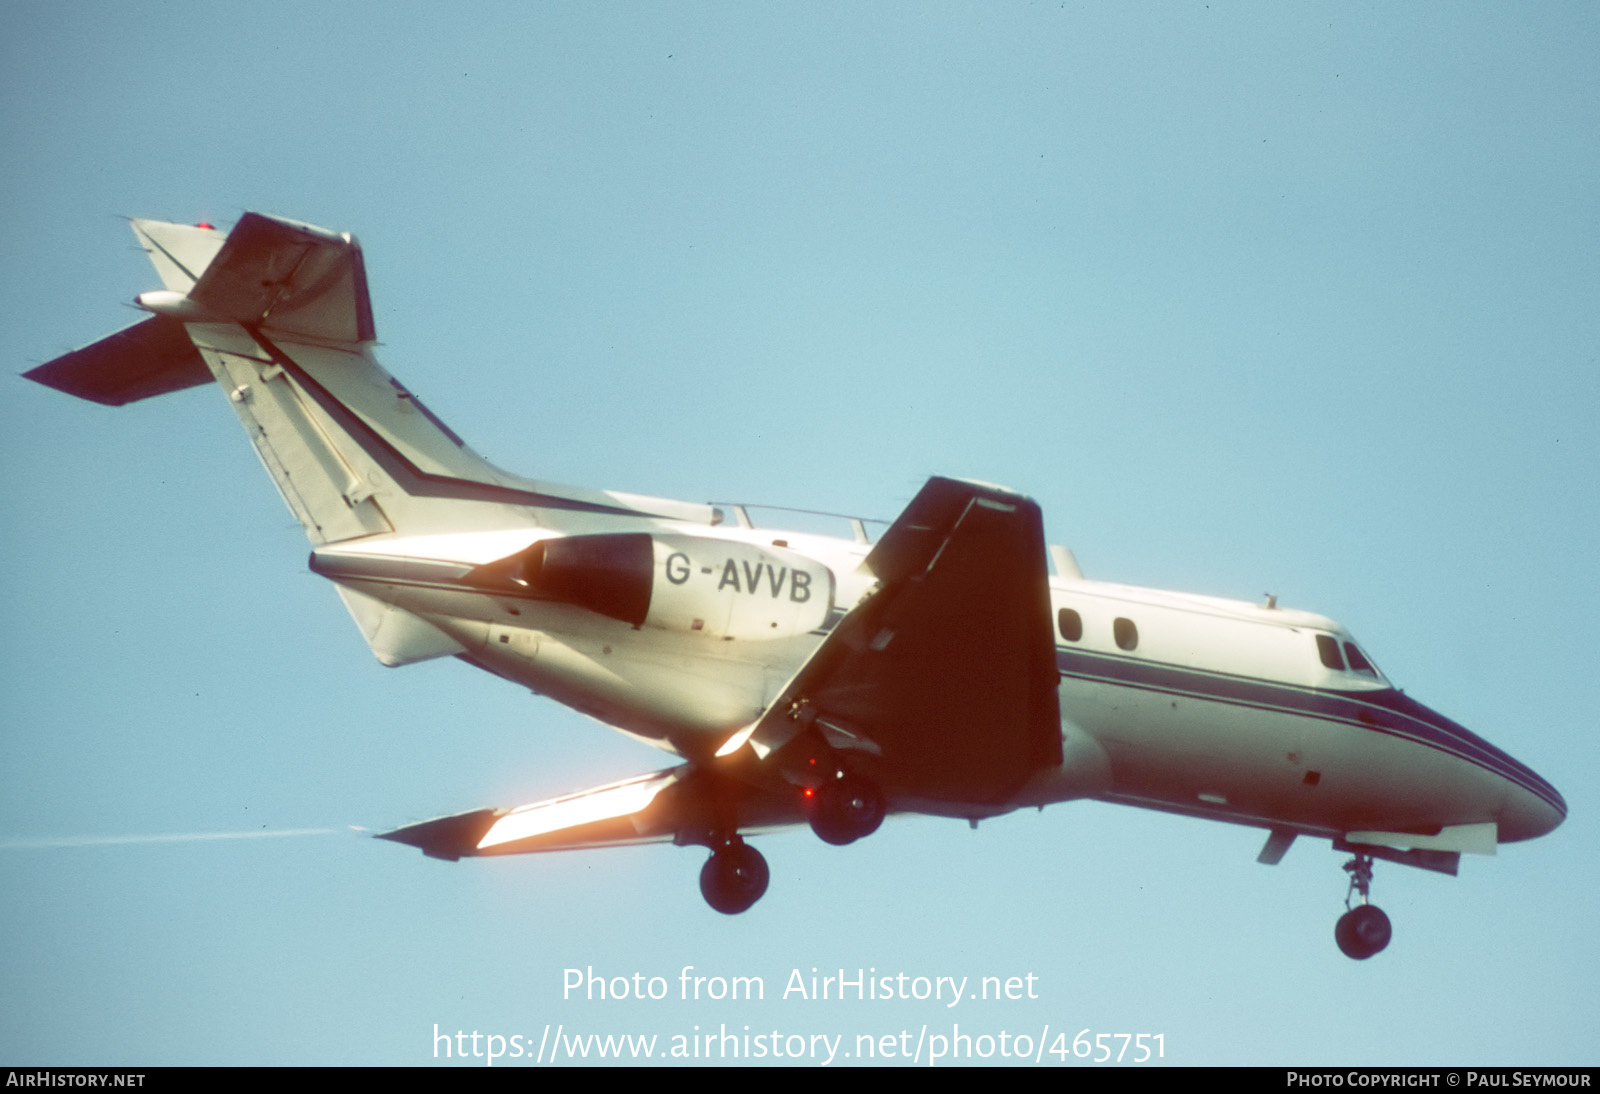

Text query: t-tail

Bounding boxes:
[25,213,715,661]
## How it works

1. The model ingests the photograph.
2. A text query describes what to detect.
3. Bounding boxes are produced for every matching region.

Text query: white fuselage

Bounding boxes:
[310,514,1564,850]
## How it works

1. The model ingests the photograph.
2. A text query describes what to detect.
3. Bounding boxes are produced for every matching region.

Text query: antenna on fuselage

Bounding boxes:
[1049,545,1083,581]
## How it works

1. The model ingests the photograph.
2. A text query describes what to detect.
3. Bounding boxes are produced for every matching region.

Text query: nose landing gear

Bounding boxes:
[1334,851,1392,960]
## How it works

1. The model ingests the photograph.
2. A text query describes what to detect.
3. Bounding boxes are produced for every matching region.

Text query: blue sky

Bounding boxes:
[2,3,1596,1066]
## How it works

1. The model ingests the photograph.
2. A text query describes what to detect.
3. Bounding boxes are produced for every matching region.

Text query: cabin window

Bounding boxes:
[1058,608,1083,642]
[1113,617,1138,651]
[1344,642,1377,677]
[1316,634,1345,671]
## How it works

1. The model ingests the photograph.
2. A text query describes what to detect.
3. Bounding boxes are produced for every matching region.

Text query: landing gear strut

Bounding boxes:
[1334,851,1392,960]
[806,773,885,846]
[699,837,769,915]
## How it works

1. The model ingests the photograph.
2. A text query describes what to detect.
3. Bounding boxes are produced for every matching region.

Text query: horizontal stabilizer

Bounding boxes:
[23,315,210,406]
[189,212,375,343]
[130,219,226,291]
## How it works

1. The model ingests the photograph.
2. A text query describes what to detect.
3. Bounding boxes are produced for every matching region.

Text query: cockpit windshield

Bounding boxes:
[1315,633,1386,685]
[1343,642,1378,677]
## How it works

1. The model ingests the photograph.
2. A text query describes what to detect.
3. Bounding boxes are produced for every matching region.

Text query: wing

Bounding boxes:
[740,476,1063,808]
[378,766,803,860]
[382,477,1063,864]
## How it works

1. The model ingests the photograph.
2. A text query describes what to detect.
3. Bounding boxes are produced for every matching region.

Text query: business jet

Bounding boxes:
[26,213,1565,960]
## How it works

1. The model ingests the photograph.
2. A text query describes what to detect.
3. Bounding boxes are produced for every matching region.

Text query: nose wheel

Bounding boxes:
[699,837,769,915]
[1334,852,1392,960]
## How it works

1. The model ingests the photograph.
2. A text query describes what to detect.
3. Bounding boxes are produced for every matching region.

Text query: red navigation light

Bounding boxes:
[196,222,215,231]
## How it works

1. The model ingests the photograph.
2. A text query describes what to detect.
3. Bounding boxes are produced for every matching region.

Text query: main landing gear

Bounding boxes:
[806,772,886,846]
[699,836,769,916]
[1334,851,1392,960]
[694,752,886,915]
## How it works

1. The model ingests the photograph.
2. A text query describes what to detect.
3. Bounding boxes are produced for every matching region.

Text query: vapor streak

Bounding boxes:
[0,828,341,850]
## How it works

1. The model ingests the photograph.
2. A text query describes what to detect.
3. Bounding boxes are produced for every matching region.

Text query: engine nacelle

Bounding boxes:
[473,533,835,640]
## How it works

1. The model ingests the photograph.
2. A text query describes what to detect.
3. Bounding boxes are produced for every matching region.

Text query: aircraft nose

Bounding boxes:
[1499,769,1567,844]
[1379,689,1565,846]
